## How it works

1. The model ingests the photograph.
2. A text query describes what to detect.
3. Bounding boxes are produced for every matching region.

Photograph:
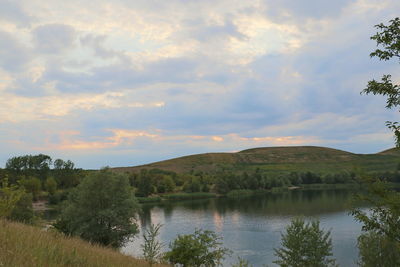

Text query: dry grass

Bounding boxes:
[0,219,169,267]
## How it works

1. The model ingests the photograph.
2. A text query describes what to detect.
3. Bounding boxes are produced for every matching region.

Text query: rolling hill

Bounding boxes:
[113,146,400,175]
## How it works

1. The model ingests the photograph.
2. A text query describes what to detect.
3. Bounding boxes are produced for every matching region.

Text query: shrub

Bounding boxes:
[274,218,337,267]
[164,229,230,267]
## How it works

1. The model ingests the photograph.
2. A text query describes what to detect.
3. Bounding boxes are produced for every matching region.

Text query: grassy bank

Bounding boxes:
[136,196,162,203]
[137,184,361,203]
[162,192,217,201]
[0,220,169,267]
[300,183,361,190]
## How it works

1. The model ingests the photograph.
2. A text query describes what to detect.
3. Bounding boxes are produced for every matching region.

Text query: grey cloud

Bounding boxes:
[38,57,200,94]
[33,24,77,54]
[263,0,356,22]
[0,0,33,27]
[80,34,126,60]
[183,17,246,42]
[0,31,31,72]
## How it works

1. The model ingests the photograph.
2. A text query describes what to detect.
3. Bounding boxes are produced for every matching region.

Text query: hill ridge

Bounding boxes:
[113,146,400,175]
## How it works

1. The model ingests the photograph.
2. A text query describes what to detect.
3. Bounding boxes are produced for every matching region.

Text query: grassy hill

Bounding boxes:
[0,220,169,267]
[114,146,400,175]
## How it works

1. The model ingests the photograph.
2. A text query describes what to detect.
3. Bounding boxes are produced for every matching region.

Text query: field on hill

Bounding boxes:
[114,146,400,175]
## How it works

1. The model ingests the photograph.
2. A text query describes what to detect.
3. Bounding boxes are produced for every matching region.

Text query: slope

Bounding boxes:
[114,146,400,175]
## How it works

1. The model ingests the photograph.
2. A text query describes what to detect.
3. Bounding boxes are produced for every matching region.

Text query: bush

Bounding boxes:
[9,192,34,224]
[164,229,230,266]
[274,218,337,267]
[48,190,70,205]
[0,178,25,219]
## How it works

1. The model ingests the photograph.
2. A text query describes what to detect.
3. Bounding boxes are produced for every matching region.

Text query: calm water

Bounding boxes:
[122,189,363,266]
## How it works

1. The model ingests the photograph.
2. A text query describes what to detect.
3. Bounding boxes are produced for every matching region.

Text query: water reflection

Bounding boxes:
[122,189,362,267]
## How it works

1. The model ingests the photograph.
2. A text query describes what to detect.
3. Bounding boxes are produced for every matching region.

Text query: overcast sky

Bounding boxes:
[1,0,399,168]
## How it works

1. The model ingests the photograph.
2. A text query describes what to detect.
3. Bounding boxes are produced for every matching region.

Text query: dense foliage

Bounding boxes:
[164,229,230,267]
[54,169,140,248]
[274,218,337,267]
[2,154,83,190]
[357,231,400,267]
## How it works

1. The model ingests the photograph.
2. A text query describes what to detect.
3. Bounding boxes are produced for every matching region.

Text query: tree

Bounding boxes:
[5,154,52,182]
[357,231,400,267]
[350,177,400,266]
[20,177,41,201]
[362,17,400,146]
[9,192,34,224]
[53,159,79,188]
[352,18,400,265]
[351,179,400,242]
[136,170,154,197]
[53,170,140,248]
[164,229,230,267]
[0,178,25,219]
[142,223,164,266]
[44,177,57,195]
[274,218,337,267]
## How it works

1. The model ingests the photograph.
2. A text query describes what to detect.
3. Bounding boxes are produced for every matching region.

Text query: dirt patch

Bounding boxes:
[32,201,50,211]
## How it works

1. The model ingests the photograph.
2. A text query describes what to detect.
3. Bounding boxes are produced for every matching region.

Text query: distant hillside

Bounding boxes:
[113,146,400,175]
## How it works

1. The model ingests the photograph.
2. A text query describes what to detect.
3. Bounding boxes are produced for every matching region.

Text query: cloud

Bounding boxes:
[33,24,77,54]
[0,0,33,27]
[264,0,356,22]
[0,31,31,72]
[0,90,165,123]
[0,0,399,168]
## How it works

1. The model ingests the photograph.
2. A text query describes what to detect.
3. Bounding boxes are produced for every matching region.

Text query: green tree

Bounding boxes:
[164,229,230,267]
[5,154,52,183]
[53,159,80,188]
[351,179,400,242]
[352,18,400,265]
[54,170,140,248]
[44,177,57,195]
[20,177,41,201]
[9,192,34,224]
[357,231,400,267]
[0,178,25,219]
[142,223,164,266]
[136,170,154,197]
[163,176,175,192]
[274,218,337,267]
[362,17,400,145]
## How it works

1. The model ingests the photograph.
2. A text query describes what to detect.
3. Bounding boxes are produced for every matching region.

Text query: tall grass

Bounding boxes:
[0,219,169,267]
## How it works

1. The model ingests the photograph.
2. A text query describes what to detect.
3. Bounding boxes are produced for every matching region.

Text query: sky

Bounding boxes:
[0,0,400,169]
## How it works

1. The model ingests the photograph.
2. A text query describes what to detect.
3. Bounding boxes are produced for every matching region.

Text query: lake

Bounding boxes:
[122,189,363,266]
